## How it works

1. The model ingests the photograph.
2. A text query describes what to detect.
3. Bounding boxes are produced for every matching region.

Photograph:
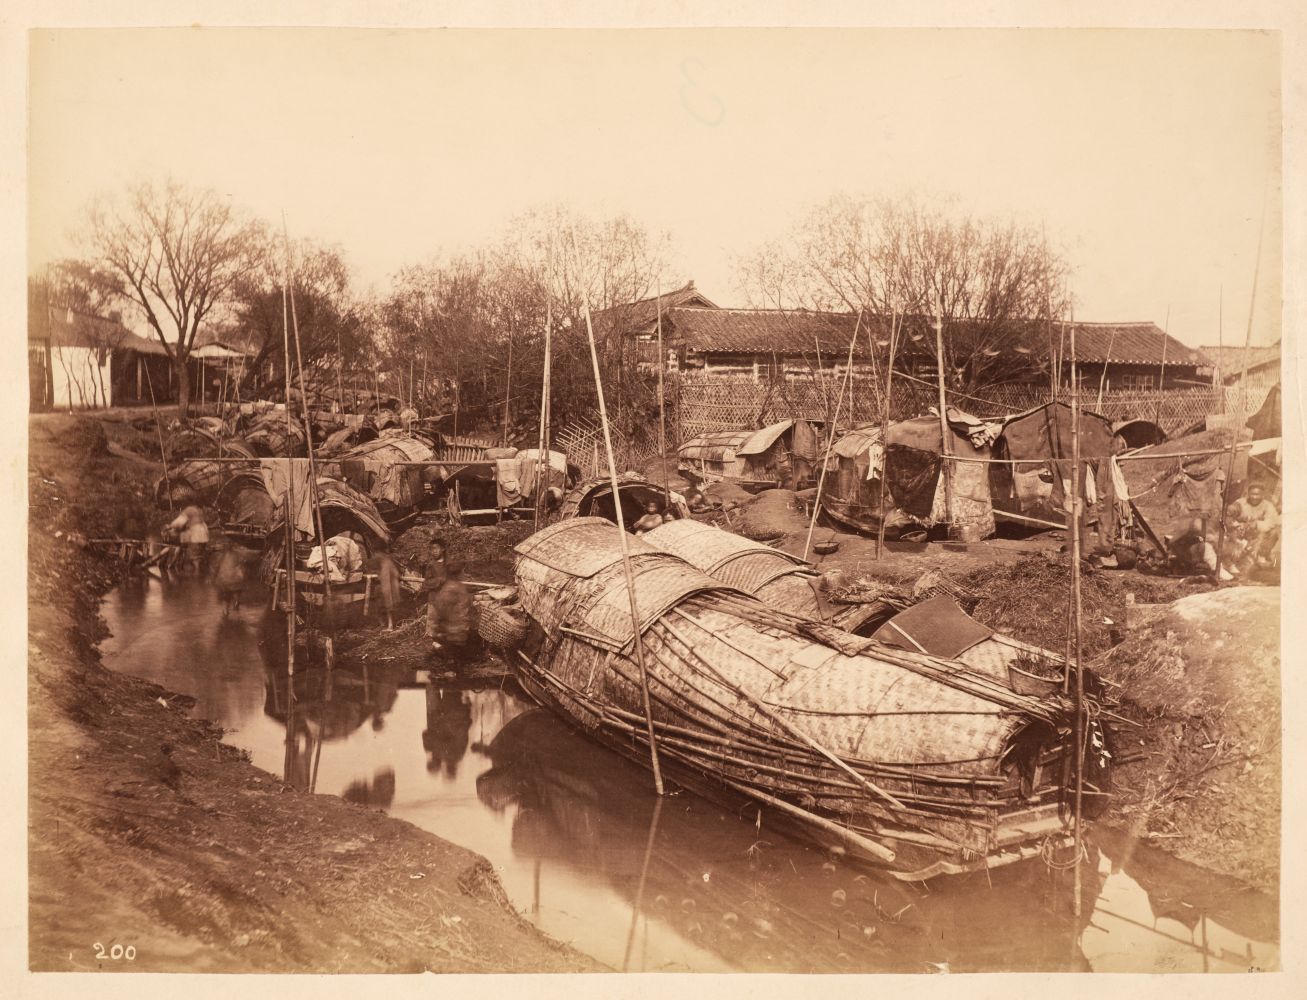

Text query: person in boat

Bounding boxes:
[1224,482,1279,575]
[306,531,365,582]
[426,557,479,669]
[363,543,403,630]
[166,499,210,573]
[633,501,664,533]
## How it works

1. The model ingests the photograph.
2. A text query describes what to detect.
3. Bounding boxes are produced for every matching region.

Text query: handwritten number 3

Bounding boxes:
[680,59,724,127]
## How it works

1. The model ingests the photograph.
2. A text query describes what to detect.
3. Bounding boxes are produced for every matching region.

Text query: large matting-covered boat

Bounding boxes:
[500,517,1107,881]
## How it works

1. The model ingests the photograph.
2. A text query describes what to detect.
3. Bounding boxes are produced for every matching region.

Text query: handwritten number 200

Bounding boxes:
[93,942,136,961]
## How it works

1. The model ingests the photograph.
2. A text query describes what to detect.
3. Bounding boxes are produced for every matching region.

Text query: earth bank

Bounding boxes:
[27,414,602,973]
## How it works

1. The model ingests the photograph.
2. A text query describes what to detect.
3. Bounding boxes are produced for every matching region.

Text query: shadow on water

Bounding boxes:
[99,574,1279,973]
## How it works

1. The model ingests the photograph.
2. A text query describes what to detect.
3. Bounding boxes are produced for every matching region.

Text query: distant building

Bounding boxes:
[27,283,252,411]
[1198,341,1280,388]
[609,295,1208,391]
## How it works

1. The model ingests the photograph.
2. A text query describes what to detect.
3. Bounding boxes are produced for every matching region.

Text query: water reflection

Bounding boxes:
[423,688,472,779]
[99,575,1280,973]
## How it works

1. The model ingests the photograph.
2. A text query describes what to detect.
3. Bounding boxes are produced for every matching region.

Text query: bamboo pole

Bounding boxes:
[656,280,669,507]
[336,326,345,415]
[718,777,895,864]
[622,796,663,972]
[502,321,513,446]
[1095,327,1116,411]
[534,289,553,529]
[1217,286,1225,414]
[875,307,900,561]
[282,218,336,642]
[933,304,954,530]
[1155,304,1171,426]
[581,293,665,796]
[142,361,174,511]
[1069,316,1087,918]
[1215,196,1266,580]
[283,493,298,745]
[803,311,863,561]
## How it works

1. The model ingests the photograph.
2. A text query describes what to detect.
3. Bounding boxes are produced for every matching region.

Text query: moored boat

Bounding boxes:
[501,517,1108,881]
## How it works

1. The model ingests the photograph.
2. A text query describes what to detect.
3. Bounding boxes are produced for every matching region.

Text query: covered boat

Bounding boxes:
[677,418,822,492]
[258,474,391,601]
[155,434,258,507]
[505,517,1106,881]
[325,435,434,529]
[213,470,277,538]
[554,474,690,528]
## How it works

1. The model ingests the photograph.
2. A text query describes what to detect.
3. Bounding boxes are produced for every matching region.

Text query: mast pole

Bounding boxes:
[1069,311,1087,919]
[582,291,665,796]
[875,307,900,561]
[933,301,954,529]
[656,280,669,507]
[803,311,863,561]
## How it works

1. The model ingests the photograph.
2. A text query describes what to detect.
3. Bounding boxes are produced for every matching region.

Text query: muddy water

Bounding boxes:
[101,575,1279,973]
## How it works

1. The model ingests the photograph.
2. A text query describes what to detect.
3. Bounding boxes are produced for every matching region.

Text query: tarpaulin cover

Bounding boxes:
[516,449,568,499]
[872,596,993,659]
[737,420,794,456]
[259,458,316,537]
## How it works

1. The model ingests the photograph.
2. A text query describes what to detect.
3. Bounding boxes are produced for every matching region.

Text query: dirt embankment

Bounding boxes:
[1092,587,1280,893]
[28,414,602,973]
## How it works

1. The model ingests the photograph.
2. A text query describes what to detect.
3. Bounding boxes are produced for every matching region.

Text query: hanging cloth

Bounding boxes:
[259,458,315,537]
[864,441,885,482]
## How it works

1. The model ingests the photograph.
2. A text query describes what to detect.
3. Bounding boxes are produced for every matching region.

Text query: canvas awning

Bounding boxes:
[736,420,794,456]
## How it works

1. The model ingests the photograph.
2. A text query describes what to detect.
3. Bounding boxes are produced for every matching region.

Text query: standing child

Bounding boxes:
[212,541,254,617]
[364,545,403,630]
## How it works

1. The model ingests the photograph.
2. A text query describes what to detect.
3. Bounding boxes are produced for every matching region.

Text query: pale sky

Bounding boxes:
[27,27,1282,348]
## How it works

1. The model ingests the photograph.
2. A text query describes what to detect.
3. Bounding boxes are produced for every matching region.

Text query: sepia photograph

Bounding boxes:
[12,7,1299,986]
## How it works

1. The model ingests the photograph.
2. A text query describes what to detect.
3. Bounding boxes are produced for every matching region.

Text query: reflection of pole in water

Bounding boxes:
[622,796,664,972]
[532,858,541,918]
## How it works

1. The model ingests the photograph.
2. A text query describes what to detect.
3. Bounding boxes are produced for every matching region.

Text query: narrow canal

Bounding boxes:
[100,574,1280,973]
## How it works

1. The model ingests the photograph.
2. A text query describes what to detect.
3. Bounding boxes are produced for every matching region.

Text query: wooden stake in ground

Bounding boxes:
[581,294,666,796]
[1068,317,1087,919]
[142,362,174,511]
[874,307,900,561]
[933,305,955,530]
[533,289,553,529]
[803,311,863,561]
[656,280,670,507]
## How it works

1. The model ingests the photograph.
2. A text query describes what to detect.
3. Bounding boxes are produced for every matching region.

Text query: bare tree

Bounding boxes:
[739,194,1070,394]
[231,238,366,403]
[83,180,265,415]
[376,206,672,439]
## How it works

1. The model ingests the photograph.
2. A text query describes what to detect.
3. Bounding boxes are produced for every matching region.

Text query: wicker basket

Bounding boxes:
[1007,662,1062,697]
[477,601,528,649]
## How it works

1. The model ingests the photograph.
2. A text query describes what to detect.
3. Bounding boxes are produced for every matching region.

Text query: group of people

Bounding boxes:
[1168,481,1280,578]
